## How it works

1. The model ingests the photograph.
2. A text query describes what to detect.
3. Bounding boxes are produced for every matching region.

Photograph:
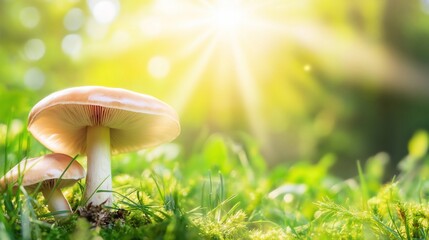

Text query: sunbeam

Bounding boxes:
[206,1,249,34]
[230,36,268,145]
[176,28,216,58]
[80,0,426,156]
[168,36,219,113]
[150,0,314,144]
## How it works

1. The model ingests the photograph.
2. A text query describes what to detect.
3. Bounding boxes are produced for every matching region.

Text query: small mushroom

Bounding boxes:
[27,86,180,206]
[0,153,85,220]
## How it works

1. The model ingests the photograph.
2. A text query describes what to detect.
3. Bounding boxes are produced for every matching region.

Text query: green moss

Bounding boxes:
[2,125,429,239]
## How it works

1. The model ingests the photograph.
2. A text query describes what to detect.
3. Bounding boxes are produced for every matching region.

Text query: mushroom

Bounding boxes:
[27,86,180,206]
[0,153,85,220]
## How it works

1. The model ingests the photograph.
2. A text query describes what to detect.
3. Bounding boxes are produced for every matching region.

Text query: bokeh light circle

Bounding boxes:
[19,7,40,28]
[89,0,120,24]
[61,34,83,57]
[24,67,45,90]
[24,39,45,61]
[64,8,85,31]
[148,56,171,79]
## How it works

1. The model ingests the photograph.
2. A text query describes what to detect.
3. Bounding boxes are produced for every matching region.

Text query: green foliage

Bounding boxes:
[2,0,429,238]
[3,117,429,239]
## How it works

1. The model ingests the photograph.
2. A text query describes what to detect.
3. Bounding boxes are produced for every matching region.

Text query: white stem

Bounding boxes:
[42,188,72,220]
[84,126,112,206]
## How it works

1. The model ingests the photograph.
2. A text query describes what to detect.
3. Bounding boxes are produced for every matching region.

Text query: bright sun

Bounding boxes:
[135,0,299,144]
[81,0,402,160]
[208,1,248,33]
[130,0,315,145]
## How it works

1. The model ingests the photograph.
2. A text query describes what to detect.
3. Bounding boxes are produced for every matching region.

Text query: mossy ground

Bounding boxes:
[2,129,429,239]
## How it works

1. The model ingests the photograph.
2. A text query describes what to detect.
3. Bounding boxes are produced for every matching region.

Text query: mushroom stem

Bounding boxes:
[42,188,72,220]
[85,125,112,206]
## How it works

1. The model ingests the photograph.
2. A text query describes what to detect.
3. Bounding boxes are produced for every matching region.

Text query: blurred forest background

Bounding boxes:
[1,0,429,178]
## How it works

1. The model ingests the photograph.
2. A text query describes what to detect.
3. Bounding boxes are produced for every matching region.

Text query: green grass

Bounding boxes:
[2,122,429,239]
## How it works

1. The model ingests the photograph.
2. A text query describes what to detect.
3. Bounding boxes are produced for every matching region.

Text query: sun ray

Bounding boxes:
[195,0,212,7]
[157,0,298,142]
[168,36,219,113]
[176,28,216,58]
[229,36,269,146]
[139,0,357,146]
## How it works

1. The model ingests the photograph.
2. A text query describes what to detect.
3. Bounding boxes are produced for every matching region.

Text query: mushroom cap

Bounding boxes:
[27,86,181,156]
[0,153,85,191]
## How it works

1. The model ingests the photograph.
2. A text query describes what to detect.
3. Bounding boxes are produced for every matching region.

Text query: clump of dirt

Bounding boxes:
[76,203,129,228]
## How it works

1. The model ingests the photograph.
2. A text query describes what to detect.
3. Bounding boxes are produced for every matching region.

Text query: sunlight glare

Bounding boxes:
[231,37,268,145]
[153,0,180,14]
[139,18,162,37]
[169,37,219,112]
[148,56,171,79]
[209,1,247,33]
[138,0,309,147]
[89,0,120,24]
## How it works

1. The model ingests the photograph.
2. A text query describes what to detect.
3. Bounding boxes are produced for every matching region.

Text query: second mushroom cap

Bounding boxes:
[0,153,85,190]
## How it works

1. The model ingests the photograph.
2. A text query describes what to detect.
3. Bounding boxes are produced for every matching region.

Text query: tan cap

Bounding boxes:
[27,86,181,156]
[0,153,85,191]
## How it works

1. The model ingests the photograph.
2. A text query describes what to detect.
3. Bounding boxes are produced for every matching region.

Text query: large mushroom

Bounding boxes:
[27,86,181,206]
[0,153,85,220]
